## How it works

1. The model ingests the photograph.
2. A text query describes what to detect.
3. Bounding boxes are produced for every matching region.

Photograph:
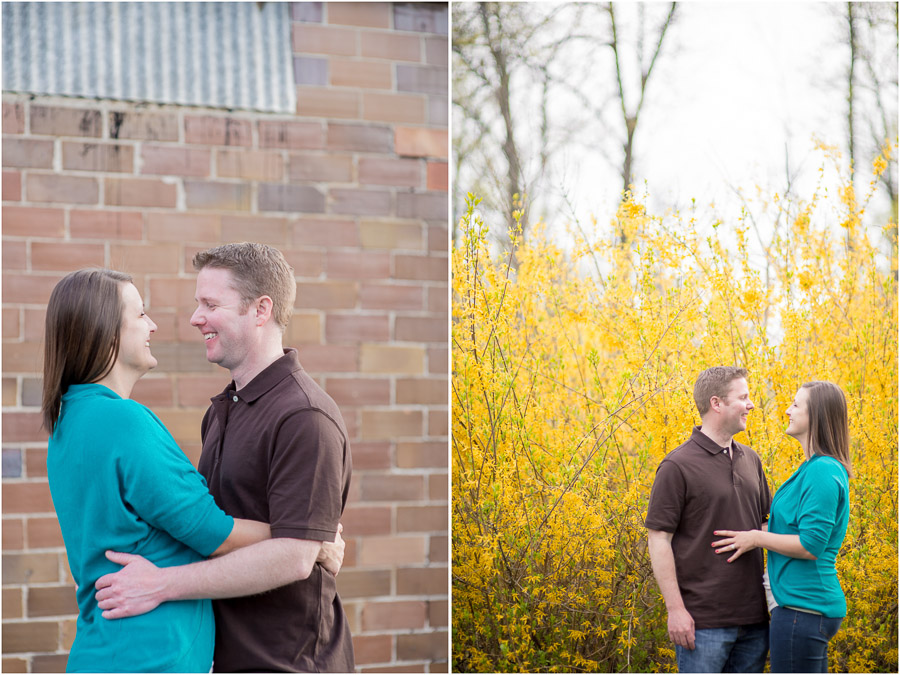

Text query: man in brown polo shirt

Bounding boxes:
[93,243,353,672]
[646,366,771,673]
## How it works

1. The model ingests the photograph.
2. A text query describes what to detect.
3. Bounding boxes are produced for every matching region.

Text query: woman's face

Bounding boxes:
[116,283,158,377]
[785,386,810,441]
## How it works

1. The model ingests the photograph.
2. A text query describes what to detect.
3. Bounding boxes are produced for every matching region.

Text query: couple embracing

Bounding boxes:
[646,366,852,674]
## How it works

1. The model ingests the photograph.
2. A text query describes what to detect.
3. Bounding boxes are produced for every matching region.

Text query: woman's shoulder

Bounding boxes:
[805,454,849,483]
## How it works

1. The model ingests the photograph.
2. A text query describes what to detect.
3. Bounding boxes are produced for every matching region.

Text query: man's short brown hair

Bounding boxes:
[193,242,296,331]
[693,366,749,416]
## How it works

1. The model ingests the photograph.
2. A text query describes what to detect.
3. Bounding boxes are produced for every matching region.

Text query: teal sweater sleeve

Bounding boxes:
[795,459,844,558]
[91,396,234,557]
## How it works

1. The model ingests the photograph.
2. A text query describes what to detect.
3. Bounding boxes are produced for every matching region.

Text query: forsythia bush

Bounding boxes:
[452,149,898,672]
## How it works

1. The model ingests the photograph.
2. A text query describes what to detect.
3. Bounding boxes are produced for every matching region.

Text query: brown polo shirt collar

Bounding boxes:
[223,349,302,404]
[691,426,740,458]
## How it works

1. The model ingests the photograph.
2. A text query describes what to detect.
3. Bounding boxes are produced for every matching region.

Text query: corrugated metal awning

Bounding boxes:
[2,2,296,114]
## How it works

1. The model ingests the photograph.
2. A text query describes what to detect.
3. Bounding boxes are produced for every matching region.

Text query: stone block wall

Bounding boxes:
[1,3,448,672]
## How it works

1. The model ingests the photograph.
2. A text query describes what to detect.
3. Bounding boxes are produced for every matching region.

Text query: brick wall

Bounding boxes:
[1,3,449,672]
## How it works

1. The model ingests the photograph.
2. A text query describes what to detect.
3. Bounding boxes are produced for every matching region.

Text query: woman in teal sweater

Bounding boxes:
[712,380,851,673]
[42,269,338,672]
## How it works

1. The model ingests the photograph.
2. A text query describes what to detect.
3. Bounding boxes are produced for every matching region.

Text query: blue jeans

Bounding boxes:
[675,622,768,673]
[769,606,843,673]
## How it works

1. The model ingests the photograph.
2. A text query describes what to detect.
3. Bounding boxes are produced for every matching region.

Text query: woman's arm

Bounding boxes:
[210,519,271,557]
[711,529,817,563]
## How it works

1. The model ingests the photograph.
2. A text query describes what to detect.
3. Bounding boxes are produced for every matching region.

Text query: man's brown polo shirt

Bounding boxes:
[645,426,771,629]
[198,349,353,672]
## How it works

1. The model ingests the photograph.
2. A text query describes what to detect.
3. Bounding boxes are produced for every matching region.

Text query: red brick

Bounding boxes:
[296,281,358,309]
[362,92,426,124]
[3,518,25,550]
[26,517,64,549]
[396,378,447,404]
[220,215,290,245]
[428,224,448,252]
[397,630,448,661]
[359,158,421,188]
[359,284,422,311]
[427,346,447,375]
[360,344,425,374]
[109,243,181,274]
[131,377,175,408]
[2,481,54,513]
[31,105,101,137]
[185,115,252,146]
[70,209,144,240]
[282,249,324,277]
[288,153,353,183]
[146,212,220,243]
[295,344,359,372]
[285,311,322,345]
[258,184,324,213]
[426,37,449,67]
[2,240,26,270]
[3,102,25,133]
[105,177,177,208]
[326,315,389,342]
[329,2,390,28]
[2,308,20,338]
[258,120,324,150]
[2,621,59,653]
[3,587,23,619]
[398,505,447,533]
[2,206,64,237]
[358,535,426,566]
[2,657,28,673]
[350,441,392,470]
[326,123,392,153]
[395,127,448,159]
[292,24,357,57]
[2,273,61,305]
[28,585,78,617]
[429,534,448,563]
[141,145,211,176]
[33,654,71,673]
[3,138,54,168]
[2,342,42,376]
[216,149,283,181]
[3,552,61,584]
[426,162,448,191]
[394,255,447,281]
[360,31,421,61]
[110,110,179,141]
[3,377,18,406]
[362,600,426,631]
[31,242,105,272]
[327,251,390,280]
[3,169,22,200]
[428,286,448,313]
[297,87,360,119]
[397,566,448,596]
[429,473,448,501]
[336,569,392,598]
[362,409,424,439]
[352,634,392,666]
[360,220,423,250]
[397,441,447,469]
[397,192,446,220]
[147,278,198,309]
[324,377,389,407]
[342,505,392,536]
[329,188,391,216]
[22,379,43,409]
[429,409,448,437]
[27,173,99,204]
[292,218,359,247]
[184,181,252,211]
[176,374,232,407]
[330,59,392,89]
[62,141,134,172]
[396,316,446,343]
[360,474,425,503]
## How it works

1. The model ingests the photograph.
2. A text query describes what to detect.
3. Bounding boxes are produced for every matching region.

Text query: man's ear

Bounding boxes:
[709,395,721,413]
[255,296,274,326]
